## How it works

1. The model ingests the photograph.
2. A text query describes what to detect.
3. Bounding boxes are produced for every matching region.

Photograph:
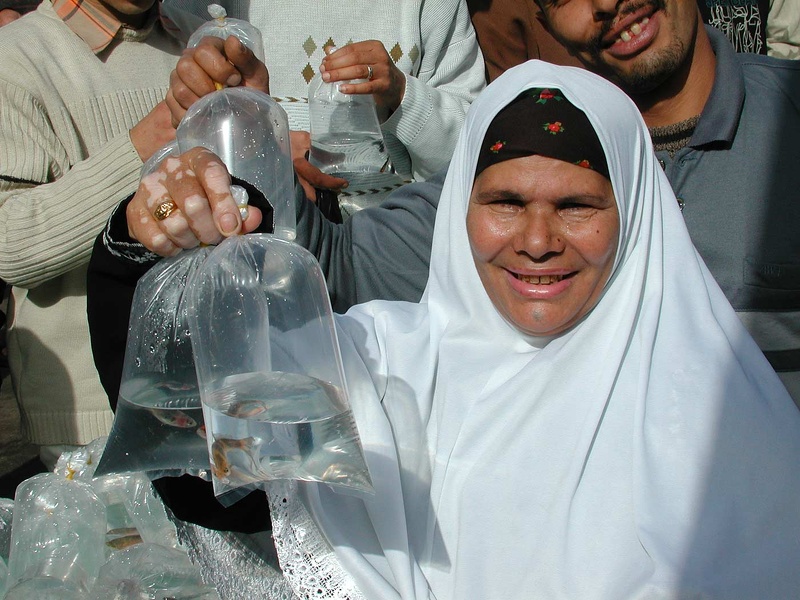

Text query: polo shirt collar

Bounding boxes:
[50,0,159,54]
[690,25,745,148]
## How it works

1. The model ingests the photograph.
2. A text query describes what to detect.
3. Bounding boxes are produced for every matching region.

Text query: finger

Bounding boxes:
[164,89,186,129]
[289,130,311,162]
[322,63,375,86]
[190,149,244,237]
[170,48,216,102]
[241,206,263,233]
[127,180,182,256]
[293,157,349,191]
[193,37,243,88]
[321,41,383,72]
[170,62,205,112]
[151,154,222,246]
[142,168,209,250]
[223,36,270,93]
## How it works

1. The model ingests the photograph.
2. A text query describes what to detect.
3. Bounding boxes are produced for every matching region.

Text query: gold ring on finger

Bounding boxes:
[366,64,374,81]
[153,200,178,221]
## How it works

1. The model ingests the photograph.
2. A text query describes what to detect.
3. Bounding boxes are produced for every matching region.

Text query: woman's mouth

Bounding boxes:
[516,273,565,285]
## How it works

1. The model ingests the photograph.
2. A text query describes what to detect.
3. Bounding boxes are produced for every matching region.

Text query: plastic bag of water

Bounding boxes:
[188,234,374,504]
[95,247,215,481]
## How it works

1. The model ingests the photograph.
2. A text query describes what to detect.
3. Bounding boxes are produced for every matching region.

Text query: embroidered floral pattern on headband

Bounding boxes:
[576,159,591,169]
[544,121,564,135]
[489,141,506,153]
[534,88,563,104]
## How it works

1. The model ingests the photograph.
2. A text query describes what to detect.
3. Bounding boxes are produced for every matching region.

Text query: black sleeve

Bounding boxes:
[87,197,155,410]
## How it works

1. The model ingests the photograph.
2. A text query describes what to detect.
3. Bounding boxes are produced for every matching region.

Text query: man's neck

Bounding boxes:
[631,24,716,129]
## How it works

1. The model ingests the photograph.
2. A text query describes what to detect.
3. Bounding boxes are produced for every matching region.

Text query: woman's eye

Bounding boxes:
[491,198,524,208]
[560,202,594,212]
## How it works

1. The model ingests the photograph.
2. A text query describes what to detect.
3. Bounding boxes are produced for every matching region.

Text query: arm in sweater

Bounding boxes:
[768,0,800,60]
[0,80,146,288]
[381,0,485,180]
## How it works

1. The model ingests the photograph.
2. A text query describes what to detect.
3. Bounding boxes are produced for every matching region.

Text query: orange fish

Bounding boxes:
[211,436,262,481]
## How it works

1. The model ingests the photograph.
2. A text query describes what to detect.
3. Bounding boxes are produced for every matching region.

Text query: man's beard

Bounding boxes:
[581,0,689,94]
[608,38,687,94]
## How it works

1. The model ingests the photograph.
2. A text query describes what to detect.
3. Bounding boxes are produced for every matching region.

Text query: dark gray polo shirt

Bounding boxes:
[656,26,800,401]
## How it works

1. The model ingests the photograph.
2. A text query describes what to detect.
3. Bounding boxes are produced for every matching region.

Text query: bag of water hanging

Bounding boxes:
[187,233,373,503]
[95,247,214,480]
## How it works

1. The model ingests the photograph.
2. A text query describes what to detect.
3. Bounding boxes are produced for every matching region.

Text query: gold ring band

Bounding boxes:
[153,200,178,221]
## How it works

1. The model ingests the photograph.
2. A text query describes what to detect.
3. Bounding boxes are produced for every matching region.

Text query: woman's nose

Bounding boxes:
[514,213,565,260]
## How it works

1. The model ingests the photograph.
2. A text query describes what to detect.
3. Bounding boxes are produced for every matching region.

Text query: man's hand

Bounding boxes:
[129,101,177,162]
[165,35,270,127]
[289,131,349,201]
[320,41,406,116]
[127,147,262,256]
[0,9,21,26]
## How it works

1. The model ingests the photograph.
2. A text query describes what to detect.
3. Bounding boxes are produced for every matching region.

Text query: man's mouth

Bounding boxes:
[596,0,663,50]
[617,16,650,43]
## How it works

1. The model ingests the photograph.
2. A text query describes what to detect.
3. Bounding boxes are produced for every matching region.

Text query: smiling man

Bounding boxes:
[0,0,181,464]
[534,0,800,403]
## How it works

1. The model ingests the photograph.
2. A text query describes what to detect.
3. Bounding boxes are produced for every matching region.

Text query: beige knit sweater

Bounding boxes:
[0,1,182,444]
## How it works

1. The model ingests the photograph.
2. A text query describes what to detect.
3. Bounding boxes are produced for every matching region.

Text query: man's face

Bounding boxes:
[538,0,700,94]
[94,0,156,25]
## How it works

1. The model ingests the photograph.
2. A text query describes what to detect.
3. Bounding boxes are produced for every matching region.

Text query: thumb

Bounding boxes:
[224,36,270,94]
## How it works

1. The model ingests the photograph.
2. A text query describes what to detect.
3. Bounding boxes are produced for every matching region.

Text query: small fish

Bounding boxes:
[228,400,270,419]
[154,380,197,392]
[150,408,197,428]
[107,527,139,536]
[211,436,262,481]
[106,533,143,550]
[196,424,207,439]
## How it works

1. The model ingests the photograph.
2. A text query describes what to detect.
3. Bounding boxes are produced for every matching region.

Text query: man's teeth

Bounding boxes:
[518,274,564,285]
[619,17,649,43]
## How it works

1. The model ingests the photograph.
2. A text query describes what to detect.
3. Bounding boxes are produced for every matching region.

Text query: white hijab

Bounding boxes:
[272,61,800,600]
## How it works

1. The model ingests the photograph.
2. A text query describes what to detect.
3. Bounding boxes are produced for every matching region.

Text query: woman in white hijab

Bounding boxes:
[266,61,800,599]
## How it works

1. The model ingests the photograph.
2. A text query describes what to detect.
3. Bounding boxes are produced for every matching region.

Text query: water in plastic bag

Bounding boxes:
[95,249,214,480]
[188,234,373,502]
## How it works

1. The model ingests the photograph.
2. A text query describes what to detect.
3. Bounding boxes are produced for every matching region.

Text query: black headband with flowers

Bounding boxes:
[475,88,609,180]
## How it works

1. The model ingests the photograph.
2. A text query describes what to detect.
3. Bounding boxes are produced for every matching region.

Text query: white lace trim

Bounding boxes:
[267,481,365,600]
[173,516,295,600]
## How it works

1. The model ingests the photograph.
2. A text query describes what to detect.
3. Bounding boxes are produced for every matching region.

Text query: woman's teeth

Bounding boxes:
[518,274,564,285]
[619,17,649,43]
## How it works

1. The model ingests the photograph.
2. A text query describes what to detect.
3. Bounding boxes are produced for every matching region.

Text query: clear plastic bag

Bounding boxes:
[7,473,106,595]
[307,69,407,214]
[187,3,265,62]
[95,248,214,480]
[188,234,373,503]
[178,86,295,240]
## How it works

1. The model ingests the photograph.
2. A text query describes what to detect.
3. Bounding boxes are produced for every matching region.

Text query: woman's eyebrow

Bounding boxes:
[473,189,526,203]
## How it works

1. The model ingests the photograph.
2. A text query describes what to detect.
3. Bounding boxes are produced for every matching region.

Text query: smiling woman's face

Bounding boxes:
[467,154,619,337]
